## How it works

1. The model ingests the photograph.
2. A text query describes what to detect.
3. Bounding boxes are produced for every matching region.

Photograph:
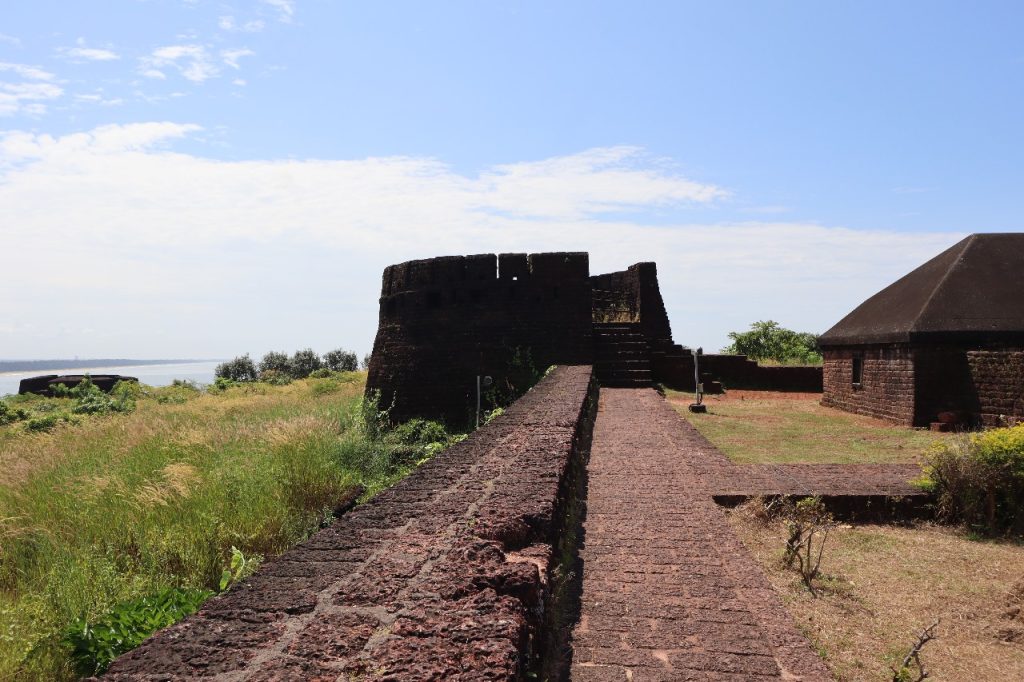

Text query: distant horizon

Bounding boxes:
[2,2,1020,357]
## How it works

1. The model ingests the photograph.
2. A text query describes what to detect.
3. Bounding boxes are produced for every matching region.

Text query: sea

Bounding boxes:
[0,361,222,397]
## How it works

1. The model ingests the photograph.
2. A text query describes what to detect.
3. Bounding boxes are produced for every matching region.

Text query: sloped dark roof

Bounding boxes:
[820,233,1024,346]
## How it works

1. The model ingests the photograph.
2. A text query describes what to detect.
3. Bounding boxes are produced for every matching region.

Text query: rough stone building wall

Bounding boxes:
[366,253,593,425]
[821,346,916,425]
[968,350,1024,426]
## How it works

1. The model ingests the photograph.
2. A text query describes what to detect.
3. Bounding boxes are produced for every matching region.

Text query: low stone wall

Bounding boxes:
[99,366,597,681]
[968,350,1024,426]
[653,352,823,393]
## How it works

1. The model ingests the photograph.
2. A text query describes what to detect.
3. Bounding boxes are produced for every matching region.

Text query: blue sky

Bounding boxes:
[1,1,1021,359]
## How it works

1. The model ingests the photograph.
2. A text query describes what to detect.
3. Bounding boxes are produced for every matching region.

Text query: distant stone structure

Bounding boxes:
[820,233,1024,427]
[366,253,822,424]
[18,374,138,396]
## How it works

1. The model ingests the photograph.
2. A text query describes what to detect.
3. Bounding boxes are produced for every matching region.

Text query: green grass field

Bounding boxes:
[666,389,950,464]
[0,373,447,680]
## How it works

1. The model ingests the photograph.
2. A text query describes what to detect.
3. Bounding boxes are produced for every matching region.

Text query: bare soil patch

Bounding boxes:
[727,505,1024,681]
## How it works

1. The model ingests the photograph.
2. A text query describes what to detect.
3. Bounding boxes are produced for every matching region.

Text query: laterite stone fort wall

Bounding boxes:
[100,366,597,681]
[366,253,593,425]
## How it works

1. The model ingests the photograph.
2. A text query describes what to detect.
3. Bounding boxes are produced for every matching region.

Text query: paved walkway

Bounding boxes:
[570,388,838,681]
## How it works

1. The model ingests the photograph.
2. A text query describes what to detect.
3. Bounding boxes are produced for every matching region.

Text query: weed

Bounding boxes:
[62,587,212,676]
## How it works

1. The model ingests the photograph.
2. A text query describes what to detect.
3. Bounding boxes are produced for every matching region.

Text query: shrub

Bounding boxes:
[258,351,292,377]
[309,368,336,379]
[259,369,292,386]
[289,348,323,379]
[922,424,1024,535]
[722,320,822,365]
[215,354,258,382]
[67,377,135,415]
[781,496,835,597]
[323,349,358,373]
[25,414,59,432]
[0,400,29,426]
[63,587,212,676]
[360,353,372,371]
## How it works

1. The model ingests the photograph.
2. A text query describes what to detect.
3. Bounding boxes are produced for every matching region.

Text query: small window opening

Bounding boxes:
[852,357,863,387]
[512,276,518,281]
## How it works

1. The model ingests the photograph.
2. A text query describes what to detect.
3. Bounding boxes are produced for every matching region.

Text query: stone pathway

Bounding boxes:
[570,388,840,681]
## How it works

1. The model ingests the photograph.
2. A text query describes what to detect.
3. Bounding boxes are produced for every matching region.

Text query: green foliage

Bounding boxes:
[483,406,504,425]
[218,546,259,592]
[258,351,292,377]
[289,348,322,379]
[0,400,29,426]
[0,376,461,678]
[214,354,258,382]
[258,369,292,386]
[360,353,372,371]
[722,320,822,365]
[323,349,358,373]
[62,587,213,676]
[65,377,136,416]
[483,346,544,413]
[922,424,1024,535]
[25,413,60,432]
[308,368,335,379]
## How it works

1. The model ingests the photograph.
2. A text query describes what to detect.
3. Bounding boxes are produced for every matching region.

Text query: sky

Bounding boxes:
[1,1,1022,360]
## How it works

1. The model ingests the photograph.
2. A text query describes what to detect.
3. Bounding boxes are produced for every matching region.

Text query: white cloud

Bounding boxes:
[142,45,218,82]
[0,62,56,81]
[263,0,295,23]
[0,122,965,358]
[221,48,255,70]
[142,68,167,80]
[0,62,62,116]
[232,79,246,86]
[219,15,265,33]
[62,47,120,61]
[0,34,21,47]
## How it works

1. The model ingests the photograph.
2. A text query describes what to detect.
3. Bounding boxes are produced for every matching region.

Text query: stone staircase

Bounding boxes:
[593,322,652,387]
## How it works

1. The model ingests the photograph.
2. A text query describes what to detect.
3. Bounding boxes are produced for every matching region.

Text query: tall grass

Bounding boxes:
[0,372,439,680]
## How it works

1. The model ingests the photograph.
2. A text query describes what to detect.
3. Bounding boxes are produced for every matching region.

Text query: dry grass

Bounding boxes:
[666,389,951,464]
[728,504,1024,681]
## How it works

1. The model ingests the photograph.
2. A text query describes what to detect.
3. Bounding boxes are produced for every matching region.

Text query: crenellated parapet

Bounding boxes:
[367,253,593,424]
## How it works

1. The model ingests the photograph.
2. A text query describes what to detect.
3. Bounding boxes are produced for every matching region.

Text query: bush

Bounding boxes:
[722,320,822,365]
[323,349,358,373]
[258,351,292,377]
[215,354,258,382]
[0,400,29,426]
[922,424,1024,536]
[289,348,322,379]
[63,587,212,676]
[25,413,60,432]
[309,368,336,379]
[361,353,372,371]
[259,369,292,386]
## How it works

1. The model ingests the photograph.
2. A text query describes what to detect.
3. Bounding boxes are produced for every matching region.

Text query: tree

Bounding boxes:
[258,351,291,378]
[722,320,821,365]
[323,349,358,372]
[289,348,323,378]
[215,354,258,382]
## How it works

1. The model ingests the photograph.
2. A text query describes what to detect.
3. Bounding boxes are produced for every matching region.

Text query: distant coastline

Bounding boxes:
[0,359,216,374]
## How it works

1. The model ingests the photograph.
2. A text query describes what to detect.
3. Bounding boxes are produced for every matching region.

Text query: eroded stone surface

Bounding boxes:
[100,366,595,681]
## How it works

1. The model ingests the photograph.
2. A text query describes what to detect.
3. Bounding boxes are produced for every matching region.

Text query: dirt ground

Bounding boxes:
[728,505,1024,681]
